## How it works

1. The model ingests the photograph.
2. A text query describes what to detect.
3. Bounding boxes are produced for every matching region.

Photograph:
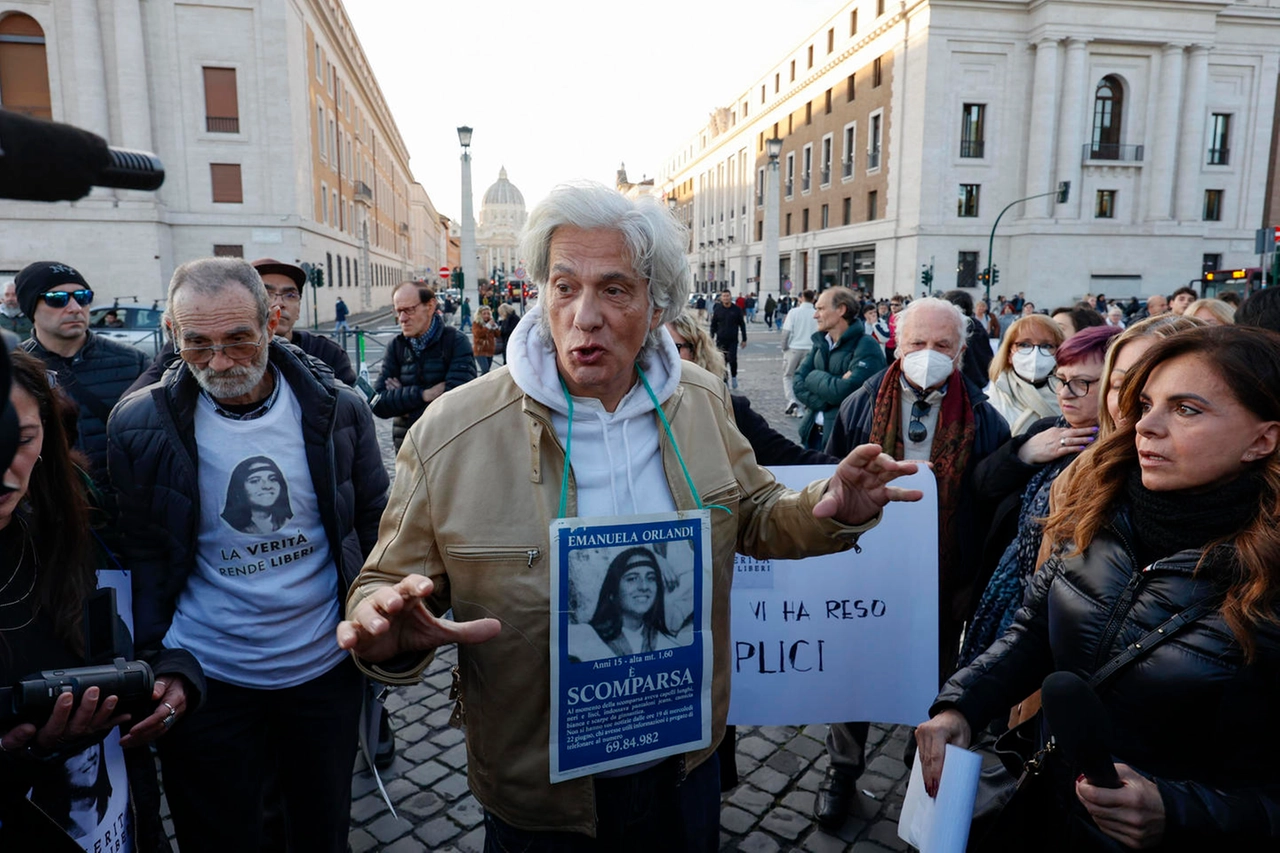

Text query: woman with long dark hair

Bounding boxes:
[221,456,292,534]
[918,326,1280,851]
[0,350,202,850]
[569,547,690,662]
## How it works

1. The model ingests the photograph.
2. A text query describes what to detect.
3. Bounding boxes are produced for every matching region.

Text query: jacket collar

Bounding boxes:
[811,320,865,351]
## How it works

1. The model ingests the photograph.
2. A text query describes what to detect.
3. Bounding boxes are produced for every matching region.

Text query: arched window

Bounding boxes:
[1091,76,1124,160]
[0,13,51,119]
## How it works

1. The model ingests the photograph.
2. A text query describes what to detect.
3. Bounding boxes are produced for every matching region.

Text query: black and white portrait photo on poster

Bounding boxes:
[221,455,294,535]
[566,543,696,663]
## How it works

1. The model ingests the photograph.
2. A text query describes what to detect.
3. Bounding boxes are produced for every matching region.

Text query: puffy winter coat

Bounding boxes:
[107,340,389,650]
[793,322,885,449]
[371,324,475,450]
[24,331,147,480]
[935,509,1280,850]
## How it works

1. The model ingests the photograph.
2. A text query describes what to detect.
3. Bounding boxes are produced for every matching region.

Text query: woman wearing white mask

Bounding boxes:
[984,315,1066,435]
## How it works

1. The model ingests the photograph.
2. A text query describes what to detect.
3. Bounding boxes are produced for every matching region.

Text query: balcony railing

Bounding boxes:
[960,139,985,158]
[756,192,763,206]
[1208,147,1229,166]
[785,179,794,196]
[842,158,853,178]
[801,175,811,192]
[1083,143,1144,162]
[354,181,374,204]
[867,148,881,169]
[820,167,831,185]
[206,116,240,133]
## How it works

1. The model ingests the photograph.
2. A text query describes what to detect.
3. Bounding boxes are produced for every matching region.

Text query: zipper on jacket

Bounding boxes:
[1089,521,1147,673]
[444,544,542,564]
[448,666,465,728]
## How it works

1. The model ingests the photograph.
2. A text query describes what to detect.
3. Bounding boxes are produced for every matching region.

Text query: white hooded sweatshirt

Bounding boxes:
[506,305,683,518]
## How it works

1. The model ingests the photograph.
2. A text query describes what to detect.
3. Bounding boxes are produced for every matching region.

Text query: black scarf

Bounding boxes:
[1124,466,1263,568]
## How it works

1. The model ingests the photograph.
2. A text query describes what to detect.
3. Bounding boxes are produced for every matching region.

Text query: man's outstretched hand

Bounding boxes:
[336,574,501,663]
[813,444,923,526]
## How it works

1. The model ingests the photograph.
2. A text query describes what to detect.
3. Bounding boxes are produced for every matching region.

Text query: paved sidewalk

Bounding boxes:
[344,323,914,853]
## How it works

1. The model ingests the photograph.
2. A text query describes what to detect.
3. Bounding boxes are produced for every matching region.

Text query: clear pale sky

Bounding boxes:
[343,0,842,221]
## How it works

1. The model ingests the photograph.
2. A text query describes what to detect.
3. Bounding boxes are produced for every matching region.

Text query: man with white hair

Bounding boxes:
[108,257,389,853]
[812,297,1010,833]
[0,280,31,336]
[337,183,924,849]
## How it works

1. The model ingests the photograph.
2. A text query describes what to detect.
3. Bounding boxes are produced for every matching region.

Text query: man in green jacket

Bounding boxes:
[795,286,886,449]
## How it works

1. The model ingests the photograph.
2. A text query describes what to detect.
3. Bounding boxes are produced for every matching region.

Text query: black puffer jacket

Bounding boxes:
[935,509,1280,850]
[107,340,389,649]
[24,331,147,480]
[371,324,475,450]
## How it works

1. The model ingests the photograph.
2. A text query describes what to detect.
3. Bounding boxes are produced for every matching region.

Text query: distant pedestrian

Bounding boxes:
[764,294,777,329]
[496,302,520,364]
[0,281,31,337]
[745,293,757,323]
[781,290,818,416]
[695,293,708,324]
[710,289,747,389]
[472,305,498,375]
[334,296,349,333]
[460,297,472,329]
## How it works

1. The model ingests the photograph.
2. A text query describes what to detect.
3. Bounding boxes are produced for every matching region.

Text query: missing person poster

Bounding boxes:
[728,465,939,727]
[549,510,713,782]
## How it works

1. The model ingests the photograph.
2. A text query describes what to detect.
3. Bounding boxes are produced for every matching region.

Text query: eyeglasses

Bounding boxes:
[1046,374,1098,398]
[264,286,301,303]
[40,289,93,309]
[908,399,931,443]
[175,334,266,366]
[395,304,424,317]
[1012,342,1057,356]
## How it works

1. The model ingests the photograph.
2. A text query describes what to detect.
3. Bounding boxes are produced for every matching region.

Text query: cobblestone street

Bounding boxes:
[340,318,915,853]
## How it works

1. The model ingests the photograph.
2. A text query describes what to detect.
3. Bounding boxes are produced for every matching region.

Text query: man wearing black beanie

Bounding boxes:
[15,260,147,483]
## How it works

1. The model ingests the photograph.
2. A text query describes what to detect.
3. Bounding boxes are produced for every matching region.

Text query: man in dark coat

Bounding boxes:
[252,258,356,386]
[793,286,885,450]
[15,260,147,483]
[812,297,1008,834]
[108,257,388,853]
[710,289,747,388]
[372,282,476,451]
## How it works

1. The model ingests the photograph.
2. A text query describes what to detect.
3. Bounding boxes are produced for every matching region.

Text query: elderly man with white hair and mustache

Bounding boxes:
[107,257,389,853]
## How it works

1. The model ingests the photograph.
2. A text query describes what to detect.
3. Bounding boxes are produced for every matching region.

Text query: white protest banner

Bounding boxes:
[728,465,938,726]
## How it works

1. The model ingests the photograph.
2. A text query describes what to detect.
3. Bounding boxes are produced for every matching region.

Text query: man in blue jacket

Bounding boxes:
[793,286,885,450]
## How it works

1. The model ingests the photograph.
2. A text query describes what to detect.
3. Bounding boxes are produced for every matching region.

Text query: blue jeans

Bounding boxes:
[477,355,493,375]
[482,753,720,853]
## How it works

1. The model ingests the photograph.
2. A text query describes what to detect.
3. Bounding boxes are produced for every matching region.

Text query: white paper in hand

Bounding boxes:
[898,743,982,852]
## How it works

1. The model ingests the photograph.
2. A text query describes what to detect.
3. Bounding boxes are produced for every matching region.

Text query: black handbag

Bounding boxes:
[965,599,1218,851]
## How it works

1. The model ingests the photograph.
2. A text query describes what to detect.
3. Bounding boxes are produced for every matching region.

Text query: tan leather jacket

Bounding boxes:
[347,364,874,836]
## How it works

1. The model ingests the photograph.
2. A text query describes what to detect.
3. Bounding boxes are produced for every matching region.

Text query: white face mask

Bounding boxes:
[1011,348,1056,384]
[901,348,956,390]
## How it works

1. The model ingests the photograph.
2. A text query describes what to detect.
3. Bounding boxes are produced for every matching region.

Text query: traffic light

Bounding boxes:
[991,266,1000,286]
[309,267,324,288]
[1056,181,1071,204]
[978,268,989,287]
[920,266,933,289]
[451,267,463,288]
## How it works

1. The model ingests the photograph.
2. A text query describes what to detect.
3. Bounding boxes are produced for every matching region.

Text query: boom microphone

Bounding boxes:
[0,109,164,202]
[1041,671,1122,788]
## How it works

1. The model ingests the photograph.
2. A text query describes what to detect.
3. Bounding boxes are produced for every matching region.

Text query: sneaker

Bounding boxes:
[784,402,798,416]
[731,377,739,389]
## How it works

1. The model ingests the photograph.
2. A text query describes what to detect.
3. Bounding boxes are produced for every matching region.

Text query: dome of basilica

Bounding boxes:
[482,167,524,208]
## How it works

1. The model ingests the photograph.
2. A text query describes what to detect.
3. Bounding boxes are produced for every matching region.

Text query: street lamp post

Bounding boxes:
[763,136,783,297]
[984,181,1070,305]
[458,126,479,314]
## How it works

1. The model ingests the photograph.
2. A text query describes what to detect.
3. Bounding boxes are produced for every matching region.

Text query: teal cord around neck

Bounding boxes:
[555,365,730,518]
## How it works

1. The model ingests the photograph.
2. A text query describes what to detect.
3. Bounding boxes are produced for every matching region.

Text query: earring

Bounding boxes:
[35,455,42,465]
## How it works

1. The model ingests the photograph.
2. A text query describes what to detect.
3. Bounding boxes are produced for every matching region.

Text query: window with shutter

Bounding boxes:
[202,67,239,132]
[210,164,243,203]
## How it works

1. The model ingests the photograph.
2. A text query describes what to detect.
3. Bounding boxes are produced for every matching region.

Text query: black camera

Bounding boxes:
[0,657,154,728]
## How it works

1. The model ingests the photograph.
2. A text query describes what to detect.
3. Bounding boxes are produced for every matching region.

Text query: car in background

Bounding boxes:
[89,304,164,355]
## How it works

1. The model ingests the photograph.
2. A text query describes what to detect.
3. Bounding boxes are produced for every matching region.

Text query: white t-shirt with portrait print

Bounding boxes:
[163,378,346,689]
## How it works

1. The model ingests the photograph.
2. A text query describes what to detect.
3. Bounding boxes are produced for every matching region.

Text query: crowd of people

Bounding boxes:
[3,180,1280,852]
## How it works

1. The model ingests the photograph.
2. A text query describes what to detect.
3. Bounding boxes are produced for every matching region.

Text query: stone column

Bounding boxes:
[66,0,110,137]
[98,0,153,152]
[1146,44,1186,221]
[1023,38,1061,216]
[1175,45,1210,222]
[1054,39,1089,219]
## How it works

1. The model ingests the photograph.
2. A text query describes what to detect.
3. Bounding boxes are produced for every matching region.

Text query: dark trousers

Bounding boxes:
[717,341,740,377]
[482,753,720,853]
[156,657,362,853]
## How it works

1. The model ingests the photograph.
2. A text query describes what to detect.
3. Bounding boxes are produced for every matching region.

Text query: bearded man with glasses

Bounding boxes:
[812,297,1010,834]
[107,257,389,853]
[14,260,147,484]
